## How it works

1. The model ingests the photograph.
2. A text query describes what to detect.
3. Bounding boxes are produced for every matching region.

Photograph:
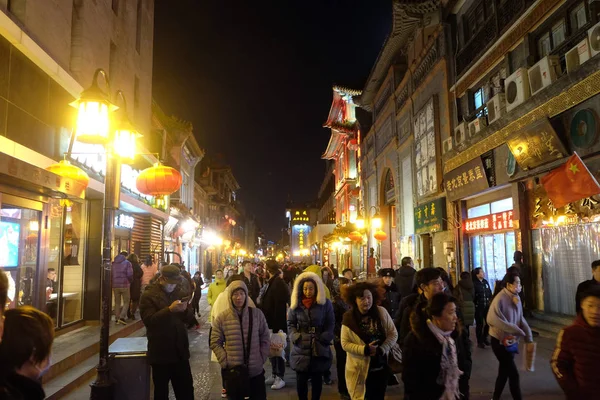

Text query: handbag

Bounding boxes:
[502,335,519,354]
[387,342,403,374]
[223,308,253,398]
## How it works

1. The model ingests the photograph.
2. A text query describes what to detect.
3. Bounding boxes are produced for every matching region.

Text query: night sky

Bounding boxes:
[153,0,391,240]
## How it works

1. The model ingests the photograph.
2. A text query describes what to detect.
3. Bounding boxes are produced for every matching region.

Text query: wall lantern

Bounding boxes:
[374,230,387,242]
[45,160,90,197]
[136,163,183,196]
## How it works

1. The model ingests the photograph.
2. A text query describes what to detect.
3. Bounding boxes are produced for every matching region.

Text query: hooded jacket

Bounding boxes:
[111,254,133,289]
[394,265,416,298]
[287,271,335,373]
[454,277,475,326]
[210,283,256,324]
[210,281,271,379]
[304,265,331,299]
[551,314,600,399]
[207,278,226,306]
[260,272,290,333]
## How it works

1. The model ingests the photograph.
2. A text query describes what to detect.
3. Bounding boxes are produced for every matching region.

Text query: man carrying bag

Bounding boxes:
[210,281,271,400]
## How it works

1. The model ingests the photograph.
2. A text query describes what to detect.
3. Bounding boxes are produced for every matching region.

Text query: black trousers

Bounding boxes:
[474,305,490,344]
[151,360,194,400]
[192,292,201,315]
[270,356,285,378]
[226,370,266,400]
[491,337,522,400]
[296,370,323,400]
[365,367,389,400]
[334,340,349,395]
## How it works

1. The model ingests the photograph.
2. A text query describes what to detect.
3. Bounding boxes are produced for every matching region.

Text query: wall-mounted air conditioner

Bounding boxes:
[505,68,530,113]
[442,137,454,154]
[468,117,487,138]
[566,39,591,73]
[455,122,467,145]
[588,20,600,57]
[528,55,561,96]
[486,93,506,124]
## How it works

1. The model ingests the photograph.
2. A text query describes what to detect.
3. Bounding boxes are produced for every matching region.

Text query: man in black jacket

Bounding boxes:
[576,260,600,313]
[241,260,261,303]
[394,257,416,298]
[140,265,193,399]
[259,260,291,389]
[472,267,493,348]
[379,268,401,320]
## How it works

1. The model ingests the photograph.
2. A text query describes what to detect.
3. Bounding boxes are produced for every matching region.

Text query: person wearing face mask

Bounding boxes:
[486,272,532,400]
[403,293,472,400]
[139,265,193,399]
[341,281,398,400]
[0,306,54,400]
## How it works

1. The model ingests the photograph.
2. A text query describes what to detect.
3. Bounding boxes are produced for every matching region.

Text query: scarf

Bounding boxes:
[427,319,463,400]
[302,297,314,309]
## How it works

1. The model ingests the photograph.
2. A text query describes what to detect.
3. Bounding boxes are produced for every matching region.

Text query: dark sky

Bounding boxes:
[153,0,391,240]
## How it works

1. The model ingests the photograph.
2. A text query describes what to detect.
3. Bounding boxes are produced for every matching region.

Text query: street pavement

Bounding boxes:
[187,290,564,400]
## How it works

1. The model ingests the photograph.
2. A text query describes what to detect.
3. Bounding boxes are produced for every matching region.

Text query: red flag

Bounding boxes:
[541,153,600,208]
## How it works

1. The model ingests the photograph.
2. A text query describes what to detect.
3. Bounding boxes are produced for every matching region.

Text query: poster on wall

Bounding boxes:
[414,97,438,198]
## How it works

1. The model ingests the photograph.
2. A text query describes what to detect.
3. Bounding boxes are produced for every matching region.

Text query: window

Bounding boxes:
[473,87,487,118]
[551,20,566,48]
[538,33,551,58]
[468,197,513,219]
[491,198,513,213]
[467,204,491,219]
[570,3,588,31]
[135,0,143,53]
[112,0,119,15]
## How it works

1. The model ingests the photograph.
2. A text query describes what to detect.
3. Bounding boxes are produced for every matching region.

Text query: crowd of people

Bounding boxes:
[0,251,600,399]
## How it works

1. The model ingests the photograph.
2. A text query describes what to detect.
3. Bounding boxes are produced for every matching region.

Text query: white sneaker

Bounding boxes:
[265,375,276,385]
[271,376,285,390]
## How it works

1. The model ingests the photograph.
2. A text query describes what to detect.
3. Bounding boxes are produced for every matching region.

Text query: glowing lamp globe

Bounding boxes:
[45,160,90,197]
[348,231,363,242]
[136,164,182,196]
[374,230,387,242]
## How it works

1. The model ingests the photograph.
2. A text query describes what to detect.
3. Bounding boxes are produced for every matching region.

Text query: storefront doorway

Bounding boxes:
[471,232,515,291]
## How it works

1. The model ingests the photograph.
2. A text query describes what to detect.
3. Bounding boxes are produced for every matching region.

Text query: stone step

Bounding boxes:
[529,311,575,339]
[44,355,97,400]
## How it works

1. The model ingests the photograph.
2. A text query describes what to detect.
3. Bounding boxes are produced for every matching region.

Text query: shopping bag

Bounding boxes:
[269,330,287,359]
[388,342,403,374]
[523,341,536,372]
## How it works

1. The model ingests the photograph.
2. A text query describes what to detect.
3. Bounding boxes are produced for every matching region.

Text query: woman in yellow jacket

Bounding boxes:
[207,269,226,306]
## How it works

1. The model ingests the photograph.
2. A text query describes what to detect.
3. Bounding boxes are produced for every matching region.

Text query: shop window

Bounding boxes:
[491,197,513,214]
[467,203,490,219]
[571,3,588,31]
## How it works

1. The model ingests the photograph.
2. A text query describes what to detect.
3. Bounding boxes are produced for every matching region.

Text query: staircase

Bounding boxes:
[528,311,575,339]
[43,320,145,400]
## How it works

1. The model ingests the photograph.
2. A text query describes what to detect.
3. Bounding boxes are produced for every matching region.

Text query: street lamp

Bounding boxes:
[70,68,141,399]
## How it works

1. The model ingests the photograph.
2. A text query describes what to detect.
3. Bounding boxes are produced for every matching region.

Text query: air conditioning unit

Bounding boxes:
[588,21,600,57]
[442,137,454,154]
[468,117,487,138]
[486,93,506,124]
[505,68,530,113]
[566,39,591,73]
[455,122,467,145]
[528,55,561,96]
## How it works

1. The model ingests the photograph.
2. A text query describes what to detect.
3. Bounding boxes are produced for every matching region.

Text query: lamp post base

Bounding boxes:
[89,370,114,400]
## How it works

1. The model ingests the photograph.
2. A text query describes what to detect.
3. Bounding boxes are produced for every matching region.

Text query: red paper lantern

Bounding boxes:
[45,160,90,197]
[136,164,182,196]
[348,231,363,242]
[374,230,387,242]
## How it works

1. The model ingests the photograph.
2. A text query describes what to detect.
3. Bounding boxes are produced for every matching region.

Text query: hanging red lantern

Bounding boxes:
[136,164,182,196]
[348,231,363,242]
[45,160,90,197]
[374,230,388,242]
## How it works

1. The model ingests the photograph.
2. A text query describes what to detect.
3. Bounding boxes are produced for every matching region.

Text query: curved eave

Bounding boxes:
[322,131,344,160]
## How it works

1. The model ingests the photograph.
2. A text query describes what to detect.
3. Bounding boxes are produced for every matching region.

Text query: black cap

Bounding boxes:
[161,265,182,284]
[378,268,396,278]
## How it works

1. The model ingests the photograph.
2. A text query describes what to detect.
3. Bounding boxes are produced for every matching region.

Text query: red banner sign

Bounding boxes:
[464,211,514,233]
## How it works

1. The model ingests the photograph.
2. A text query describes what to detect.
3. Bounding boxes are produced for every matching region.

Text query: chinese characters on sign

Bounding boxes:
[464,211,514,233]
[414,97,438,198]
[414,198,447,234]
[529,183,600,228]
[292,210,309,224]
[506,118,567,171]
[115,214,135,229]
[444,157,490,202]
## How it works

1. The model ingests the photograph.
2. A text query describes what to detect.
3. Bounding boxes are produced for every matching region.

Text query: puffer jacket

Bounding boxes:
[454,277,476,326]
[139,283,189,364]
[111,254,133,289]
[207,278,226,306]
[210,285,256,324]
[210,281,271,378]
[394,265,416,297]
[287,271,335,373]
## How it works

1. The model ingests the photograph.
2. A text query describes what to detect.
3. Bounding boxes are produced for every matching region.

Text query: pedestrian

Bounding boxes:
[394,256,416,298]
[240,260,261,304]
[259,260,290,390]
[575,259,600,313]
[127,253,143,320]
[472,267,492,348]
[305,265,331,299]
[208,269,227,307]
[210,281,271,400]
[341,281,398,400]
[454,271,475,338]
[0,271,7,340]
[141,255,158,293]
[176,264,199,330]
[378,268,401,386]
[112,251,133,325]
[396,267,444,345]
[333,277,352,399]
[321,266,334,294]
[512,251,533,314]
[487,272,533,400]
[139,265,194,399]
[552,286,600,399]
[403,293,472,400]
[0,306,54,400]
[288,271,335,400]
[342,268,354,281]
[192,271,204,318]
[437,267,454,293]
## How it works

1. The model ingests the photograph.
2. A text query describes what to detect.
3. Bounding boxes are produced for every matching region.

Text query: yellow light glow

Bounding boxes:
[556,215,566,224]
[29,220,39,232]
[293,250,300,256]
[355,218,365,230]
[113,129,139,163]
[75,101,110,144]
[371,217,382,229]
[239,249,247,256]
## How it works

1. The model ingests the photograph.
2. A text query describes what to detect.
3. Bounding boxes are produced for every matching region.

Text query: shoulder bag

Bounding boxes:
[223,308,253,398]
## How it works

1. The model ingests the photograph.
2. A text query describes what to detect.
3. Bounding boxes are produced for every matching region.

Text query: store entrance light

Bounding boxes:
[371,211,382,229]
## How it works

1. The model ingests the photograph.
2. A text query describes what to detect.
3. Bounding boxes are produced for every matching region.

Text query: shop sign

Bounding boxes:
[529,182,600,228]
[444,157,489,202]
[414,198,446,234]
[464,211,514,233]
[506,118,567,171]
[292,210,310,225]
[115,214,135,229]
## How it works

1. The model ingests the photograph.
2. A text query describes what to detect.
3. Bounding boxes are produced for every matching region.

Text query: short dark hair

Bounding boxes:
[472,268,483,279]
[504,272,520,285]
[0,271,7,311]
[592,260,600,271]
[0,306,54,370]
[242,260,252,266]
[460,271,471,280]
[401,257,413,267]
[342,268,353,276]
[427,292,457,318]
[226,274,244,287]
[120,251,128,256]
[48,268,56,272]
[415,268,441,289]
[580,286,600,302]
[342,280,384,308]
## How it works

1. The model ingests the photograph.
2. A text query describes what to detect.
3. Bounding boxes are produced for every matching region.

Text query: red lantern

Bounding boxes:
[374,230,387,242]
[136,164,182,196]
[45,160,89,197]
[348,231,362,242]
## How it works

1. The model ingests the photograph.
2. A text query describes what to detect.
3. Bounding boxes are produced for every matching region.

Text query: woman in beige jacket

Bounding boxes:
[341,281,398,400]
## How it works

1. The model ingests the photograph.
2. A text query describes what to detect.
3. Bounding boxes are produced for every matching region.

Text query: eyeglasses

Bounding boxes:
[231,292,246,298]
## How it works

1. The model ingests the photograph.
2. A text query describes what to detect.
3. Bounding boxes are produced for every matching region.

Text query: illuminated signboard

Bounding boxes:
[464,211,514,233]
[115,214,135,229]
